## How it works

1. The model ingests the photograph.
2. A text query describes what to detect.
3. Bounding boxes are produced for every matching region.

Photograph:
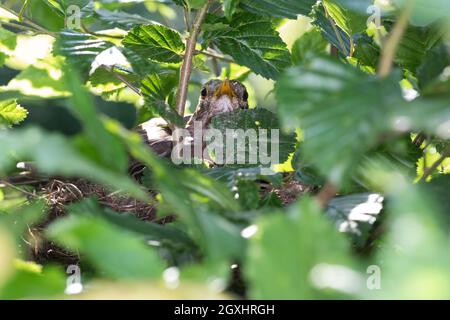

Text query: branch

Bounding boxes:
[175,0,211,117]
[377,3,412,77]
[0,21,37,33]
[316,183,338,209]
[195,49,234,63]
[81,23,124,39]
[0,4,55,37]
[420,146,450,182]
[101,65,141,96]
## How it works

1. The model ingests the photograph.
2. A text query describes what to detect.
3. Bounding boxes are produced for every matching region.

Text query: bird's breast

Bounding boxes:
[211,95,236,115]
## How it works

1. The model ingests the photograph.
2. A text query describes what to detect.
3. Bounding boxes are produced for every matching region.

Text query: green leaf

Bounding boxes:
[326,193,384,248]
[189,0,208,9]
[141,72,184,126]
[312,3,352,57]
[45,0,92,13]
[26,0,65,31]
[292,147,325,186]
[422,175,450,225]
[108,125,244,263]
[54,30,113,77]
[222,0,240,20]
[0,52,5,67]
[391,22,443,73]
[393,0,450,27]
[88,65,132,87]
[392,96,450,140]
[417,44,450,90]
[210,108,297,167]
[333,0,373,13]
[94,9,153,29]
[204,167,283,188]
[0,100,28,127]
[205,167,283,211]
[0,27,17,50]
[246,197,353,299]
[291,28,328,65]
[204,13,291,80]
[95,205,198,251]
[361,159,450,299]
[47,199,165,279]
[123,24,185,64]
[0,266,65,299]
[275,57,405,186]
[0,127,148,201]
[239,0,316,19]
[6,64,69,98]
[323,0,368,36]
[0,201,46,250]
[63,66,129,173]
[353,34,380,69]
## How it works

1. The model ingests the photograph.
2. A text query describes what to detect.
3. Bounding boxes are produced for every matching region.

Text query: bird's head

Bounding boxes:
[190,79,248,125]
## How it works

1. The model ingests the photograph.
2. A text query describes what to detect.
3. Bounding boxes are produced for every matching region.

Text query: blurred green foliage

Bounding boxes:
[0,0,449,300]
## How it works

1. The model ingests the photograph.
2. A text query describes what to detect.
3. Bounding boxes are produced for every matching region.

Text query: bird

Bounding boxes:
[135,79,249,163]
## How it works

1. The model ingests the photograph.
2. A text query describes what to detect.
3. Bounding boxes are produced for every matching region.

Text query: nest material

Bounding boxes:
[42,178,157,221]
[21,177,161,266]
[14,171,311,266]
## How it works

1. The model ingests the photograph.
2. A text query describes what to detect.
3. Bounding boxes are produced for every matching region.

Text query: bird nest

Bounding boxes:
[19,177,168,266]
[12,171,310,266]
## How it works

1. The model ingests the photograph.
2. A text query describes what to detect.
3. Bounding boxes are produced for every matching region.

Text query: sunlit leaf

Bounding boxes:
[123,24,185,63]
[239,0,316,19]
[54,30,113,77]
[0,100,28,127]
[141,72,183,126]
[312,3,352,57]
[94,9,153,29]
[204,13,291,80]
[0,27,17,51]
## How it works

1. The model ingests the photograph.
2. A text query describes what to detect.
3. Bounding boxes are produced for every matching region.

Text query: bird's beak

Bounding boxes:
[215,79,235,98]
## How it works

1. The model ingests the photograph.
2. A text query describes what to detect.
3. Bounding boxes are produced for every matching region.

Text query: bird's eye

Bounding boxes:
[242,90,249,101]
[201,87,207,98]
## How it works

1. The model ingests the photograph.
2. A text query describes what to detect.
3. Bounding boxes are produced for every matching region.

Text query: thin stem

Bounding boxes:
[422,141,431,175]
[81,23,124,39]
[0,4,55,36]
[0,179,38,198]
[195,49,234,63]
[175,0,211,117]
[103,65,141,96]
[18,0,30,21]
[420,147,450,182]
[183,7,191,33]
[0,21,36,33]
[323,5,349,57]
[378,3,412,77]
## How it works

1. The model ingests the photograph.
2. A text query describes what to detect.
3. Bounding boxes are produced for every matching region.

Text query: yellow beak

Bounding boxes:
[215,79,235,98]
